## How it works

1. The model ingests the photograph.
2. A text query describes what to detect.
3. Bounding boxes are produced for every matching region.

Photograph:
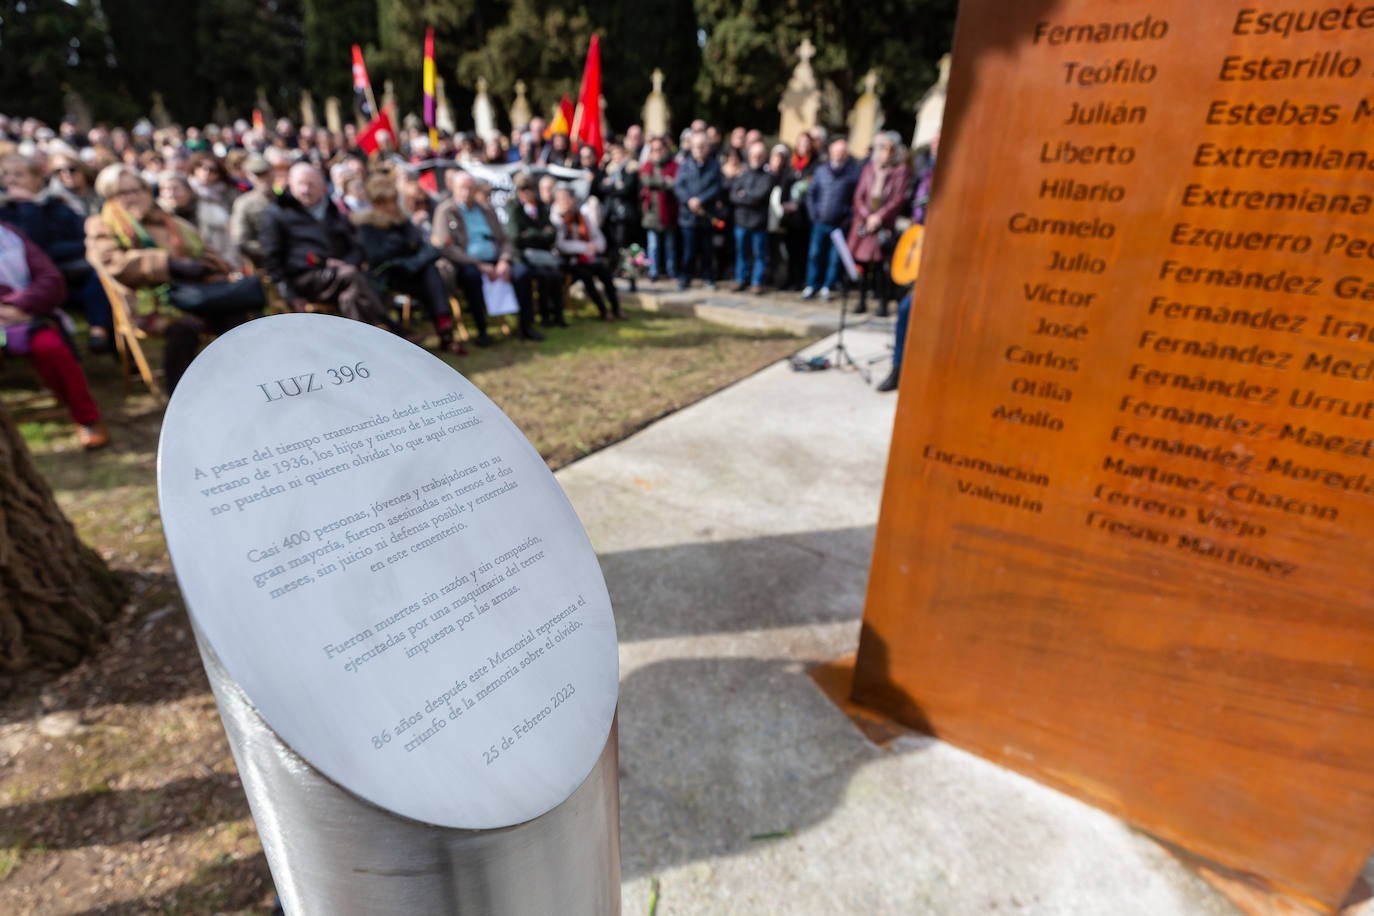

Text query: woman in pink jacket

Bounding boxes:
[0,223,108,449]
[847,133,911,317]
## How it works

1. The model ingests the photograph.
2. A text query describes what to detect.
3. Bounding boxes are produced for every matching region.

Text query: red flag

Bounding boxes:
[357,111,396,155]
[352,44,374,117]
[571,34,603,159]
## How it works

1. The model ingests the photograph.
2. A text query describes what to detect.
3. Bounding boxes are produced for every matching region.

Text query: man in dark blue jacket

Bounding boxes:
[802,137,860,300]
[673,131,723,290]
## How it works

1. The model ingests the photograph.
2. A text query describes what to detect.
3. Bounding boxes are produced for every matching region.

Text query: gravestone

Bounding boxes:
[254,86,274,124]
[913,54,950,152]
[300,90,317,129]
[62,86,92,133]
[436,78,456,136]
[473,77,499,142]
[847,70,883,159]
[642,69,670,138]
[150,92,172,129]
[854,2,1374,911]
[382,80,397,119]
[325,97,344,137]
[509,80,532,134]
[158,314,620,912]
[778,38,821,145]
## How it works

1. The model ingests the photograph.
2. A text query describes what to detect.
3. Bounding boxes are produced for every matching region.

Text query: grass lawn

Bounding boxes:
[0,300,813,915]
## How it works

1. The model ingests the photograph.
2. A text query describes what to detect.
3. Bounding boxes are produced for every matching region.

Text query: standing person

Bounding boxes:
[847,132,911,315]
[781,131,817,291]
[765,144,793,290]
[876,134,938,393]
[639,135,677,282]
[728,141,773,293]
[673,131,722,290]
[431,170,542,345]
[801,136,860,301]
[596,143,640,292]
[0,223,108,448]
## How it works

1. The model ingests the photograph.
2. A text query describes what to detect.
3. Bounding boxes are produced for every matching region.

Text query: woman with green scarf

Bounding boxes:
[86,164,261,393]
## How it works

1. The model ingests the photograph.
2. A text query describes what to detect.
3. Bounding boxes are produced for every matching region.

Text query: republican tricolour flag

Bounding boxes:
[422,28,437,147]
[352,44,374,118]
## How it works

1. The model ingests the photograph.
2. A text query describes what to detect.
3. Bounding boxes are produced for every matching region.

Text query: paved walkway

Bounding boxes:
[555,318,1240,915]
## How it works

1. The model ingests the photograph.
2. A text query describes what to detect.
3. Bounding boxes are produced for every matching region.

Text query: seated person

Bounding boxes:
[228,154,275,270]
[551,185,621,321]
[260,162,389,325]
[353,173,464,355]
[47,152,101,217]
[0,223,107,449]
[505,171,566,328]
[159,173,234,265]
[431,170,542,345]
[0,153,112,352]
[86,165,263,393]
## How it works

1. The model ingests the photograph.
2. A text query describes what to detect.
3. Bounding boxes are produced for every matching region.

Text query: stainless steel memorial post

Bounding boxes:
[158,314,621,915]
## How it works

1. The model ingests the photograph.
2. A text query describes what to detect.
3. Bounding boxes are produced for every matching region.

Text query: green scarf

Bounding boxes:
[99,200,204,310]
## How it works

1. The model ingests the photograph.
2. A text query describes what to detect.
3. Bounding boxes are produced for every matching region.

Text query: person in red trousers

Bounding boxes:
[0,222,108,449]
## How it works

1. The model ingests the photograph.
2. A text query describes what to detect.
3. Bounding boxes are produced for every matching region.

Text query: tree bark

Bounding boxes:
[0,408,126,672]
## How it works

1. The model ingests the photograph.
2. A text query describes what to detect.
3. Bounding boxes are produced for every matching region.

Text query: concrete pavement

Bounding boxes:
[555,315,1240,915]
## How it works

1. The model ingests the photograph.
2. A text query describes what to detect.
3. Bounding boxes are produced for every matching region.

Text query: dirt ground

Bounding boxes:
[0,303,810,915]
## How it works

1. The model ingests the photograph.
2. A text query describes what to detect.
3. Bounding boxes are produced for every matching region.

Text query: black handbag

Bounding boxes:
[168,277,267,316]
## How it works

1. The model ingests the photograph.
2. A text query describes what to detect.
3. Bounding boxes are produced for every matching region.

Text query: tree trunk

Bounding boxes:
[0,408,126,672]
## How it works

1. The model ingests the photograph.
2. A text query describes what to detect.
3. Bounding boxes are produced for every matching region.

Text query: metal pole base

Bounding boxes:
[197,631,621,915]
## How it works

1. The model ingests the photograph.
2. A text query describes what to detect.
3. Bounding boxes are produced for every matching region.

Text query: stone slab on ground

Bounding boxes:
[627,283,894,338]
[556,327,1238,915]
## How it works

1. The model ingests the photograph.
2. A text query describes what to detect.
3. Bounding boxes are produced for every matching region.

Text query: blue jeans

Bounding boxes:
[646,228,676,279]
[678,224,713,284]
[893,292,912,369]
[733,226,767,287]
[804,221,841,290]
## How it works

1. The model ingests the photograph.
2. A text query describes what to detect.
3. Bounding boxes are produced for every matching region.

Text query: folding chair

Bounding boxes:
[94,264,164,403]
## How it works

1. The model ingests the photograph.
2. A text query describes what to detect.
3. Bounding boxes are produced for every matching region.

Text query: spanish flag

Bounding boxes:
[544,96,574,140]
[422,28,437,146]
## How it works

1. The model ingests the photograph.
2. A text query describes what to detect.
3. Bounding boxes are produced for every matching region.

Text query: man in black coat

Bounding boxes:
[261,163,388,324]
[728,141,775,293]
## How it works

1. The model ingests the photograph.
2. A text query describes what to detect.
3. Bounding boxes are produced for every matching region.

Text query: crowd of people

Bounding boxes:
[0,108,935,446]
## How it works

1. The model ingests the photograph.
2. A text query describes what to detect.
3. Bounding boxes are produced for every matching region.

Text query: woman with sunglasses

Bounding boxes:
[47,153,101,218]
